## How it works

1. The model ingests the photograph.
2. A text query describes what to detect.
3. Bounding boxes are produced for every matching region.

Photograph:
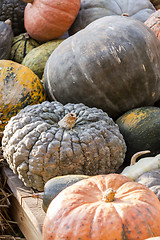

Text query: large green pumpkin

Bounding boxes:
[116,106,160,165]
[69,0,155,35]
[44,16,160,119]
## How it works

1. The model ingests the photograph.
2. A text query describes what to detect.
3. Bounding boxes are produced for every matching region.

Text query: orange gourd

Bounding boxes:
[43,173,160,240]
[23,0,81,42]
[145,10,160,40]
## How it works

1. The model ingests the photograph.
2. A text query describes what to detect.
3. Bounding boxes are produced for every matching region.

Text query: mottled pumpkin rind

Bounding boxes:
[0,60,46,133]
[116,106,160,165]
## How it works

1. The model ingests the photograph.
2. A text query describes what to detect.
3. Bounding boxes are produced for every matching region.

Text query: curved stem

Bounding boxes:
[130,150,151,166]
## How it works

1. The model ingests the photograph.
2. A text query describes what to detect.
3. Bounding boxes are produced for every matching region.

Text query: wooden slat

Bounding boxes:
[2,167,46,240]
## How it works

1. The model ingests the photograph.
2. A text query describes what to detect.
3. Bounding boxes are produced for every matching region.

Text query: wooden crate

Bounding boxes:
[2,166,46,240]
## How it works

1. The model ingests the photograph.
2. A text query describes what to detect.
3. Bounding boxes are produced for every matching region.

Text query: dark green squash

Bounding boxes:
[10,33,40,63]
[0,0,27,36]
[0,19,13,59]
[116,106,160,165]
[40,175,90,212]
[69,0,155,35]
[44,16,160,119]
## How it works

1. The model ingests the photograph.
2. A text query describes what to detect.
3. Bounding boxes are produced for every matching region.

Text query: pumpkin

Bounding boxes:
[43,173,160,240]
[10,32,40,63]
[145,9,160,40]
[33,174,90,212]
[145,238,160,240]
[150,0,160,9]
[116,106,160,165]
[121,150,160,180]
[0,19,14,60]
[0,60,46,137]
[2,101,126,191]
[0,0,27,36]
[44,16,160,119]
[23,0,81,42]
[136,169,160,201]
[69,0,155,35]
[21,39,64,79]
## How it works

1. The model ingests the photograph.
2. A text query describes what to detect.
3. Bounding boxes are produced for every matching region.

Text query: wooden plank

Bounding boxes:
[2,167,46,240]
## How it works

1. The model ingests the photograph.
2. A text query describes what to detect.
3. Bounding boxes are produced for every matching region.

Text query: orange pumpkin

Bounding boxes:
[145,9,160,40]
[43,174,160,240]
[23,0,81,42]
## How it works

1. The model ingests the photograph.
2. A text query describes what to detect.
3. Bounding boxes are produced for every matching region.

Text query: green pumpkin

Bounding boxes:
[10,33,40,63]
[22,39,64,79]
[116,106,160,165]
[42,175,90,212]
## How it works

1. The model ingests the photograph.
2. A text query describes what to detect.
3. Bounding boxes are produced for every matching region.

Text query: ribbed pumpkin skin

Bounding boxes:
[43,174,160,240]
[22,39,63,79]
[44,16,160,119]
[2,101,126,191]
[0,60,46,134]
[116,106,160,165]
[69,0,155,35]
[145,10,160,40]
[0,0,26,36]
[24,0,81,42]
[10,33,40,63]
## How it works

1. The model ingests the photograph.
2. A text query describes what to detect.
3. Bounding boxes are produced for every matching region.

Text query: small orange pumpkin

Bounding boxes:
[145,9,160,40]
[23,0,81,42]
[43,173,160,240]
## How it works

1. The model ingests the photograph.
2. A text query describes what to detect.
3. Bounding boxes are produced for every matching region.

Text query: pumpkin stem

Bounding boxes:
[58,112,78,130]
[102,188,116,202]
[122,13,129,17]
[130,150,151,166]
[32,192,44,199]
[5,19,12,26]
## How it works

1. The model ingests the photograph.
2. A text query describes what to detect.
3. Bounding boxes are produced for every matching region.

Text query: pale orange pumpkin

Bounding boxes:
[43,173,160,240]
[23,0,81,42]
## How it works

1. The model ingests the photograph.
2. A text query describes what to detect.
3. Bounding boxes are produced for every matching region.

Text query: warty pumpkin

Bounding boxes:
[23,0,81,42]
[43,173,160,240]
[69,0,155,35]
[2,101,126,191]
[44,16,160,119]
[0,0,27,36]
[116,106,160,165]
[10,32,40,63]
[145,9,160,41]
[0,60,46,137]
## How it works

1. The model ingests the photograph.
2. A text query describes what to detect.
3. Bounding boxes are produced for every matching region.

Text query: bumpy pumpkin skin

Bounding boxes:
[43,173,160,240]
[22,39,64,79]
[69,0,155,35]
[136,169,160,200]
[0,60,46,134]
[10,33,40,63]
[116,106,160,165]
[0,0,27,36]
[2,101,126,191]
[23,0,81,42]
[0,20,13,60]
[44,16,160,119]
[145,10,160,40]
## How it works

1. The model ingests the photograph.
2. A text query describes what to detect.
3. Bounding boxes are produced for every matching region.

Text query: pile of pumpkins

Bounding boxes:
[1,0,160,239]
